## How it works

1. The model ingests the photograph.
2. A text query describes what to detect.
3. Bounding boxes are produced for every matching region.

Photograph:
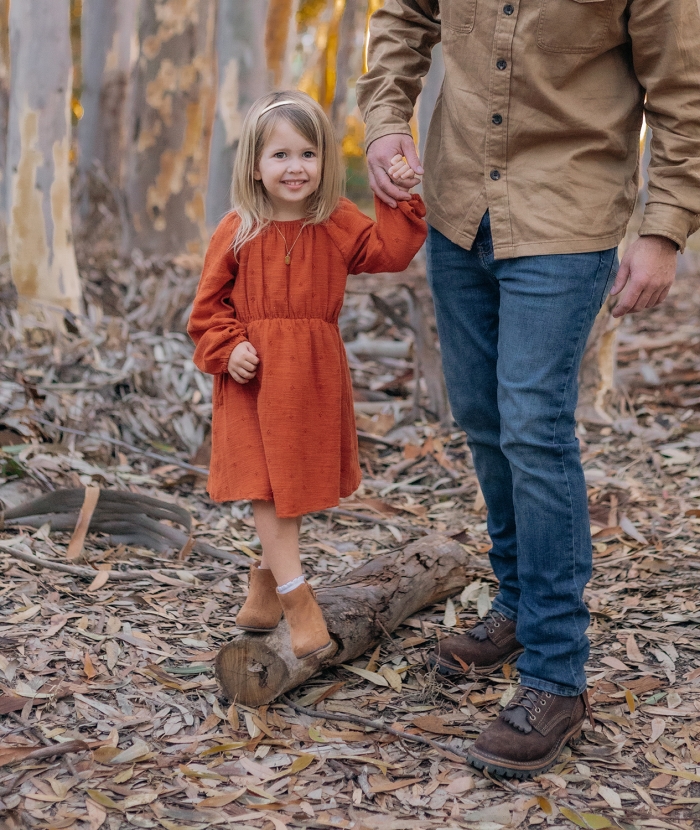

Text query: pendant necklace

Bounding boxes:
[272,222,305,266]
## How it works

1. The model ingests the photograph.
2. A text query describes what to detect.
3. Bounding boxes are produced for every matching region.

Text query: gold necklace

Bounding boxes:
[272,222,305,265]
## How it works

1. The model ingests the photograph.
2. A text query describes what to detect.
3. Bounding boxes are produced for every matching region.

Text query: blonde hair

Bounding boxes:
[231,90,345,257]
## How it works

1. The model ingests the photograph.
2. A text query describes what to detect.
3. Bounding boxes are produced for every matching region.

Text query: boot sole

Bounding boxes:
[427,647,524,677]
[467,722,583,779]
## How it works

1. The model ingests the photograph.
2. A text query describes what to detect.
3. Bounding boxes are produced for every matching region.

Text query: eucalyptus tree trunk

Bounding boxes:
[78,0,138,207]
[205,0,269,227]
[125,0,217,256]
[265,0,299,89]
[0,0,9,262]
[6,0,82,317]
[576,298,621,424]
[330,0,364,138]
[418,43,444,162]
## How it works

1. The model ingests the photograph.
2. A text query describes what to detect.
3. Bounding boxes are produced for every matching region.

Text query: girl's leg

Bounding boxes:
[254,500,303,586]
[253,501,333,659]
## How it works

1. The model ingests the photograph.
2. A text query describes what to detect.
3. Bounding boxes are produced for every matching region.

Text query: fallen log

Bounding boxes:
[216,534,471,706]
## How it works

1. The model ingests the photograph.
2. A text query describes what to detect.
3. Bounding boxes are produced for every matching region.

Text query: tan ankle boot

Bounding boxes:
[277,582,335,659]
[236,565,283,632]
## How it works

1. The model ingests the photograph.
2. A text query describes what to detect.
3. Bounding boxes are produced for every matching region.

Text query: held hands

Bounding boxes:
[388,154,422,186]
[367,134,424,207]
[610,235,678,318]
[228,341,259,384]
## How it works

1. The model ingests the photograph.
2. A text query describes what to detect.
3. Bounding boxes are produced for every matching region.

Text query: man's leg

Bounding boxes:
[465,241,617,777]
[426,220,523,675]
[494,246,617,695]
[426,220,520,616]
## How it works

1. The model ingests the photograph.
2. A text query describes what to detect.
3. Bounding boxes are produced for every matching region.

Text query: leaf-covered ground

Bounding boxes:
[1,255,700,830]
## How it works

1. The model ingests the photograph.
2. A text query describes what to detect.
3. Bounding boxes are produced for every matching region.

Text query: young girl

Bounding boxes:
[188,91,426,660]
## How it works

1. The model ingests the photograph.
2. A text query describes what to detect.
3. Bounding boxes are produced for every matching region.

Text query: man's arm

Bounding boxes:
[356,0,440,206]
[611,0,700,316]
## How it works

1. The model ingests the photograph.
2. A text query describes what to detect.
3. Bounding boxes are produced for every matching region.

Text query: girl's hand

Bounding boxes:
[388,154,422,187]
[228,341,259,383]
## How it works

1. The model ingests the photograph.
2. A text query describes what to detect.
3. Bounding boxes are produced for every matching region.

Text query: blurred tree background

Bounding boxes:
[0,0,627,424]
[0,0,445,317]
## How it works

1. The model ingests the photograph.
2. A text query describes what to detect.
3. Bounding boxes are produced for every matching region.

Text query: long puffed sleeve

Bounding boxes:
[327,194,427,275]
[187,214,248,375]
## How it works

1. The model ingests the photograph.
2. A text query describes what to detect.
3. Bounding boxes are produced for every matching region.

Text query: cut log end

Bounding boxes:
[215,620,336,707]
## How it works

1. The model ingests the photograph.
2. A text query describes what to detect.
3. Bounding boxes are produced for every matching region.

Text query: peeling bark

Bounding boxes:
[0,0,9,260]
[577,298,621,424]
[6,0,82,316]
[265,0,299,89]
[330,0,363,137]
[205,0,270,227]
[126,0,217,256]
[78,0,138,199]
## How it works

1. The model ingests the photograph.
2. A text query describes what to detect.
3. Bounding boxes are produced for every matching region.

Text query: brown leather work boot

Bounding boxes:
[277,581,336,660]
[467,685,592,778]
[427,610,523,676]
[236,564,283,632]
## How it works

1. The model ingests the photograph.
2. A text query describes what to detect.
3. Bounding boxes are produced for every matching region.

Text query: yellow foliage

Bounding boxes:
[298,0,329,26]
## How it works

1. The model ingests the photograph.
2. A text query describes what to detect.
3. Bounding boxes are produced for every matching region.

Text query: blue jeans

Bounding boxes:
[427,215,617,696]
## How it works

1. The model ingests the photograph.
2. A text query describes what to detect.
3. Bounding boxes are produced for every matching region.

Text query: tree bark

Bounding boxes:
[418,43,444,162]
[6,0,82,317]
[576,297,621,424]
[0,0,9,263]
[205,0,270,228]
[404,285,451,425]
[330,0,364,138]
[78,0,138,206]
[264,0,299,89]
[125,0,217,257]
[215,534,470,707]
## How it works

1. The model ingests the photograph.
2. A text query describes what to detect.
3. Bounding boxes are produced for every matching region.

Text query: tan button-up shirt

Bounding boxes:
[357,0,700,258]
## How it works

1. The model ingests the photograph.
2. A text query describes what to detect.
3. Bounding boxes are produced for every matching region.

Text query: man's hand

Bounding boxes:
[228,341,259,384]
[367,134,424,207]
[610,235,678,318]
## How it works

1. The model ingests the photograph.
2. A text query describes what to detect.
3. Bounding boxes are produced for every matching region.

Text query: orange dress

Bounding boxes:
[188,195,427,517]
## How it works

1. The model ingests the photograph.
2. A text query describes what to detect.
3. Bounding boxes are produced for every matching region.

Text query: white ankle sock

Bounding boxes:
[277,575,305,594]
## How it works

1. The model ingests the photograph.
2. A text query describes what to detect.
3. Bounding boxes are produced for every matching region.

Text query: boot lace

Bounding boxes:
[469,609,510,642]
[501,686,552,733]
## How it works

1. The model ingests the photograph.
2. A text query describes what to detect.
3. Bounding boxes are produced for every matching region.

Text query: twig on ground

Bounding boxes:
[281,693,473,762]
[0,544,231,582]
[356,430,400,447]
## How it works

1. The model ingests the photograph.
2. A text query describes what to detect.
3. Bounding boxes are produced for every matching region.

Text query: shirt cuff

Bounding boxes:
[638,203,700,253]
[364,105,414,149]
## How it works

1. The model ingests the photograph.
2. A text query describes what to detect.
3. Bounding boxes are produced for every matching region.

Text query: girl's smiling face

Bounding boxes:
[254,119,321,220]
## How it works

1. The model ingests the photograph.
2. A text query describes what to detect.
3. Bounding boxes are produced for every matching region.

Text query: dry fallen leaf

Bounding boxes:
[446,775,474,795]
[626,633,645,663]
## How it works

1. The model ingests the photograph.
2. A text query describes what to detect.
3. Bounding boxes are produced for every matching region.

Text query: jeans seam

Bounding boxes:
[551,250,611,688]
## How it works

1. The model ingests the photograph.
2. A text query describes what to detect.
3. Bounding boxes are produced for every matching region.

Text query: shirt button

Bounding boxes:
[496,59,507,70]
[490,170,501,181]
[492,113,503,125]
[503,3,514,13]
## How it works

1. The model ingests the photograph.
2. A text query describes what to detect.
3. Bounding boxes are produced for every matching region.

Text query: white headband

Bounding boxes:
[259,100,296,116]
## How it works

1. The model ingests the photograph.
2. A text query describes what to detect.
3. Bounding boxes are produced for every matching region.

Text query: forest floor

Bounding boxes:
[1,252,700,830]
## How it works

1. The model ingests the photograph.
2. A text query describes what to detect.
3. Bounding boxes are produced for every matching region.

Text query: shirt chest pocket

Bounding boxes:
[537,0,614,53]
[440,0,477,33]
